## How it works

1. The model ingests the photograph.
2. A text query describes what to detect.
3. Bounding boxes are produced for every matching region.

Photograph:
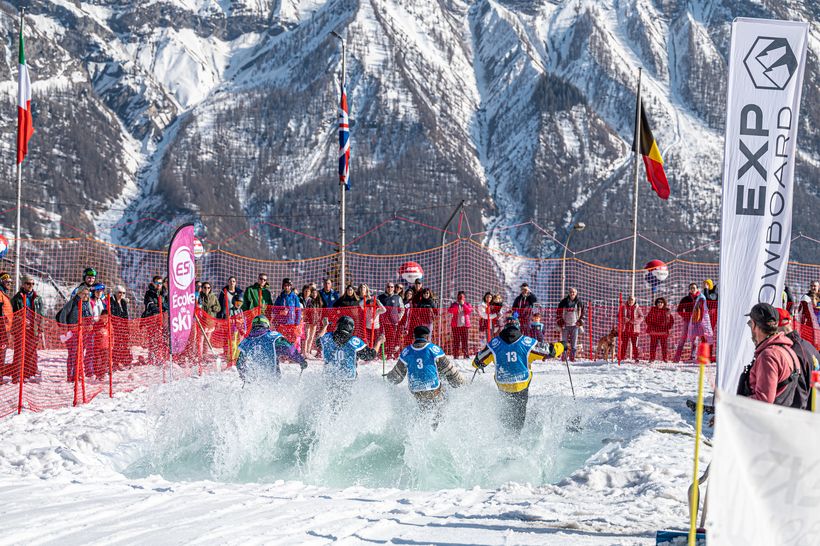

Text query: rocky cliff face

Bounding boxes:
[0,0,817,265]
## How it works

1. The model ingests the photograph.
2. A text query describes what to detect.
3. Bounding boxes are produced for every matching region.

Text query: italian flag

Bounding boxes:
[17,23,33,165]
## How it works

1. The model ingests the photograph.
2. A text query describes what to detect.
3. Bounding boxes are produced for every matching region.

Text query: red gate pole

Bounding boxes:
[73,299,81,406]
[16,308,26,415]
[106,294,113,398]
[617,294,623,366]
[588,304,594,360]
[79,302,87,405]
[371,299,376,347]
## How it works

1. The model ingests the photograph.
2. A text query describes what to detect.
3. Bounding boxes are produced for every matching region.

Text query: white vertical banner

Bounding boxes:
[717,18,809,392]
[708,393,820,545]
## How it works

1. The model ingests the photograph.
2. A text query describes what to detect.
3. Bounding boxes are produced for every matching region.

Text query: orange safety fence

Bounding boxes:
[3,300,818,418]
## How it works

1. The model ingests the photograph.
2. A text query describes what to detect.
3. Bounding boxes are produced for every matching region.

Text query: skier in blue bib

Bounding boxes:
[473,314,564,433]
[236,315,306,382]
[315,314,383,383]
[385,325,465,419]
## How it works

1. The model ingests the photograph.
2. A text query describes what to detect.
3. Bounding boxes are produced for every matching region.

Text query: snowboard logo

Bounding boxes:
[743,36,798,91]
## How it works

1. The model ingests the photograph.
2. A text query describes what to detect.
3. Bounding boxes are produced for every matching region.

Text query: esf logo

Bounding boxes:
[743,37,798,91]
[172,246,195,291]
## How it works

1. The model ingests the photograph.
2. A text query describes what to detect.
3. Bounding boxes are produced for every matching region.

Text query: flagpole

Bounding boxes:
[332,31,347,288]
[630,67,642,298]
[14,9,25,294]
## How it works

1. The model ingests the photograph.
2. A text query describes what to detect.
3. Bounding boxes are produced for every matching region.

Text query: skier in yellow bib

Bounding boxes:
[473,314,564,433]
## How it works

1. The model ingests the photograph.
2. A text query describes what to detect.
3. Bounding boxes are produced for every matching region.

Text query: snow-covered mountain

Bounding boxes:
[1,0,818,265]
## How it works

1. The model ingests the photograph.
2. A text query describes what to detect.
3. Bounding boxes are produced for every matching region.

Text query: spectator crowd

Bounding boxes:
[0,265,818,388]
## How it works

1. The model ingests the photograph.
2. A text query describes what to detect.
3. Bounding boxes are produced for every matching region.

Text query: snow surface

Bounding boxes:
[0,359,713,545]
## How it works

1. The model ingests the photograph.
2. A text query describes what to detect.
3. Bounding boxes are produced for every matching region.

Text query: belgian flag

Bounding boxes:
[634,101,670,200]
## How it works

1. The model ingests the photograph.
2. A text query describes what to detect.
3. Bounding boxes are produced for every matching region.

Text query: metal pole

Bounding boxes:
[332,31,347,288]
[560,222,585,300]
[438,201,464,338]
[15,166,22,293]
[560,229,574,300]
[630,68,643,298]
[14,11,24,293]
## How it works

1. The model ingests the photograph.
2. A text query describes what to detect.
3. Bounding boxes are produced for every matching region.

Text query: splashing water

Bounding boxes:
[126,369,622,490]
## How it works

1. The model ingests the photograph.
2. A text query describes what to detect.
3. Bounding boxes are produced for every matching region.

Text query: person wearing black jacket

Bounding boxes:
[378,282,404,358]
[108,286,131,370]
[512,283,538,336]
[58,286,93,382]
[142,276,168,318]
[334,285,360,308]
[109,286,129,319]
[217,276,242,319]
[556,288,585,362]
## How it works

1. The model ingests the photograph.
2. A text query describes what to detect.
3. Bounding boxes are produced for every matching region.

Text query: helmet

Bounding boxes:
[413,325,430,339]
[83,267,97,278]
[505,312,520,330]
[251,315,270,329]
[335,315,355,338]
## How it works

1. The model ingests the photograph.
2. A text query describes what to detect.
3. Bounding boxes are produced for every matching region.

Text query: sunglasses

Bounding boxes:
[23,282,34,286]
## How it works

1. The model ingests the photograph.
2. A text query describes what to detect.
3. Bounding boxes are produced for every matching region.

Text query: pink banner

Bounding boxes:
[167,224,196,355]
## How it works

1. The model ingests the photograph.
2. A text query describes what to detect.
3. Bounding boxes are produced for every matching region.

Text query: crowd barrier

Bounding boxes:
[3,300,817,418]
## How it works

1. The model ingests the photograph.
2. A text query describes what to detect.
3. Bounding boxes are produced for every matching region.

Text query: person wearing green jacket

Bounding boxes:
[242,273,273,313]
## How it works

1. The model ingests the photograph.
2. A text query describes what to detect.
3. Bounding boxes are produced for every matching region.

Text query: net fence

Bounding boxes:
[0,236,817,417]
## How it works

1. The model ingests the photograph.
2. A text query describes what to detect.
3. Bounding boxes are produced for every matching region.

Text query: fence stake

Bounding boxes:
[587,303,594,360]
[80,315,86,405]
[106,294,113,398]
[617,293,623,366]
[73,299,81,407]
[16,307,26,414]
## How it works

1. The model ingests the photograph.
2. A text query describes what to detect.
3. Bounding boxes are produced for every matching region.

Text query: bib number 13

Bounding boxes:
[506,351,518,363]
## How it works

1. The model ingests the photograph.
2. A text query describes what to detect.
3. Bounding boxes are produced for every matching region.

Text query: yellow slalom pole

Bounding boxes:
[688,342,710,546]
[811,370,818,413]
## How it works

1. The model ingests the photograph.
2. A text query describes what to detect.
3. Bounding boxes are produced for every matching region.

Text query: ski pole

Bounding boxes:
[470,366,484,384]
[381,343,386,379]
[564,359,576,400]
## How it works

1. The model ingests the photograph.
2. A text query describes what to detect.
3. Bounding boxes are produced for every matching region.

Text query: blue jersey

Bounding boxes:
[399,342,443,393]
[488,335,538,386]
[319,332,368,380]
[237,330,285,380]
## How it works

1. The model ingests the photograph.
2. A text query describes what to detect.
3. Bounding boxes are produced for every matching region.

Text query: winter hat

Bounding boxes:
[232,293,244,304]
[776,308,792,328]
[83,267,97,277]
[746,303,779,329]
[282,278,292,288]
[0,272,10,282]
[413,325,430,339]
[91,283,106,292]
[704,279,714,290]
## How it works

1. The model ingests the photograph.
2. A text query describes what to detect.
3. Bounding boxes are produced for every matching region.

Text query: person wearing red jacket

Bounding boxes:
[618,295,643,361]
[645,297,674,362]
[447,292,473,359]
[737,303,802,406]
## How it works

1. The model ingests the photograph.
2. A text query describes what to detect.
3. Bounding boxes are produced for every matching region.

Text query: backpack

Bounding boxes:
[788,332,819,411]
[737,345,807,409]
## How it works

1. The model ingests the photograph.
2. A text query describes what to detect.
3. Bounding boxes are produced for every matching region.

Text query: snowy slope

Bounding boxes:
[0,0,817,263]
[0,360,713,545]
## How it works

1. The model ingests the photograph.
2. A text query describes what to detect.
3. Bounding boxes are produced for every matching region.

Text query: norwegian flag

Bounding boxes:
[338,85,350,190]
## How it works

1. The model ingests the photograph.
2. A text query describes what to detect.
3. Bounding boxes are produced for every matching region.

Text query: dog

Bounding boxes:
[595,327,619,362]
